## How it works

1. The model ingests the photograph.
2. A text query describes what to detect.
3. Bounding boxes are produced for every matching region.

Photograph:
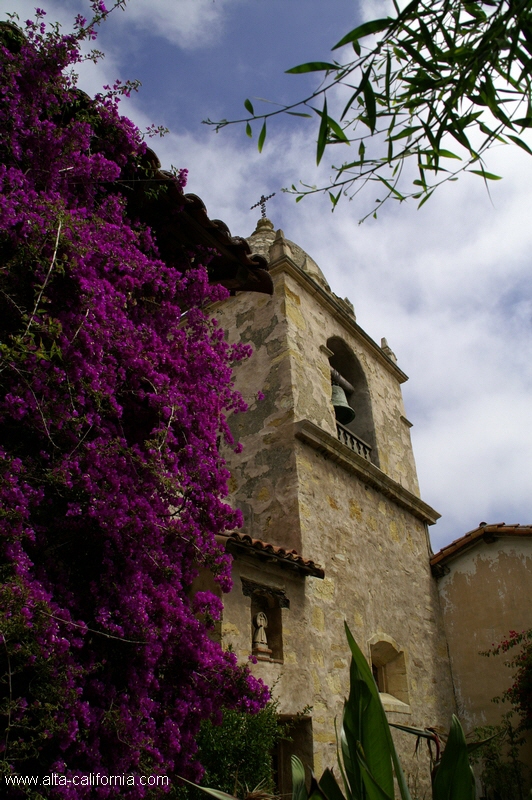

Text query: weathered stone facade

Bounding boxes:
[212,218,456,793]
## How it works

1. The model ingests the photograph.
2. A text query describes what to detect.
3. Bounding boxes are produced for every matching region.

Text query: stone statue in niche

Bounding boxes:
[252,611,272,660]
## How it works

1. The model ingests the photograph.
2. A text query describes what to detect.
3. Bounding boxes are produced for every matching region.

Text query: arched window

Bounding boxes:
[327,337,379,465]
[368,634,411,713]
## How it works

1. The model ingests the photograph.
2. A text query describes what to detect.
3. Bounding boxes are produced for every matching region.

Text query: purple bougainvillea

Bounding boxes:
[0,6,267,796]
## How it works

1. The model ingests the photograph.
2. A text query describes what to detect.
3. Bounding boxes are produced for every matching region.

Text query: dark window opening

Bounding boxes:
[275,716,313,800]
[372,662,385,692]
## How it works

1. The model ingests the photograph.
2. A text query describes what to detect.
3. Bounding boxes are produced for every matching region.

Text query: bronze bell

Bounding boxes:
[331,384,356,425]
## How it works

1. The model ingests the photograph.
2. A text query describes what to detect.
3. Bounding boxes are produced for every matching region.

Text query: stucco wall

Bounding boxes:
[436,537,532,730]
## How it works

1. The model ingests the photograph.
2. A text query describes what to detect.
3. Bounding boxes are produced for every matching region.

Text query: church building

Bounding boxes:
[212,217,456,793]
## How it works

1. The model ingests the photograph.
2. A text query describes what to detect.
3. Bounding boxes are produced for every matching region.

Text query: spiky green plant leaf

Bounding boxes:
[432,715,475,800]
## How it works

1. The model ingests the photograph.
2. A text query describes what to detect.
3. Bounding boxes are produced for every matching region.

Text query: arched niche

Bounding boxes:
[327,336,379,465]
[368,633,411,711]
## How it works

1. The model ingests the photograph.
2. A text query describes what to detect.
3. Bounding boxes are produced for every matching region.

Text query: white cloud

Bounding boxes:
[108,0,243,50]
[0,0,242,50]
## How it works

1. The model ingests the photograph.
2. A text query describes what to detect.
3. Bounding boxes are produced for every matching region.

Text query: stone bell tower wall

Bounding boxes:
[212,223,456,791]
[213,275,304,551]
[293,428,455,777]
[268,242,421,496]
[214,244,422,548]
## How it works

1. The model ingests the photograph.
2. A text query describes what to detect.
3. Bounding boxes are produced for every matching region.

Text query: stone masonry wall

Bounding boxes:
[213,223,456,795]
[295,440,455,780]
[214,278,303,551]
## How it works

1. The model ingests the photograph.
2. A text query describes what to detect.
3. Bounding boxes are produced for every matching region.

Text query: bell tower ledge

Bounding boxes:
[294,418,439,527]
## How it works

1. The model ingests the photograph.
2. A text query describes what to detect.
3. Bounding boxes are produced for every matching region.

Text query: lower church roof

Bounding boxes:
[430,522,532,573]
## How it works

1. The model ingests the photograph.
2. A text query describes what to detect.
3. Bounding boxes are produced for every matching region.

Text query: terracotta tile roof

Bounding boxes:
[123,148,273,295]
[217,532,325,578]
[430,522,532,574]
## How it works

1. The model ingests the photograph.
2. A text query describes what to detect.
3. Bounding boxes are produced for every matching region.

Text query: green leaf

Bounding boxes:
[341,88,363,122]
[286,62,339,74]
[343,628,395,799]
[448,126,475,154]
[329,190,342,208]
[286,111,313,118]
[467,169,502,179]
[390,722,439,740]
[327,115,350,143]
[244,98,254,115]
[437,149,462,160]
[333,18,391,50]
[465,731,500,755]
[317,98,329,165]
[344,624,412,800]
[432,716,475,800]
[341,687,369,796]
[390,125,422,141]
[312,104,349,144]
[245,122,252,138]
[418,18,439,58]
[308,773,329,800]
[362,79,376,133]
[257,121,267,153]
[417,189,435,209]
[396,0,423,25]
[318,768,346,800]
[356,742,395,800]
[462,1,487,21]
[507,134,532,155]
[376,175,405,200]
[292,756,308,800]
[478,122,507,144]
[384,52,392,106]
[395,38,439,75]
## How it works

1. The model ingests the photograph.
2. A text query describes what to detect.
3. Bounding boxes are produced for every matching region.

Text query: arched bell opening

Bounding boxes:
[327,336,379,466]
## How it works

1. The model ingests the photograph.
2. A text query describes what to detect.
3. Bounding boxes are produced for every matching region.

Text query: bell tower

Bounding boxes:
[212,218,455,789]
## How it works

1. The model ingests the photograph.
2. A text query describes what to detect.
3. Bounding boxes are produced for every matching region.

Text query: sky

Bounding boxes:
[2,0,532,553]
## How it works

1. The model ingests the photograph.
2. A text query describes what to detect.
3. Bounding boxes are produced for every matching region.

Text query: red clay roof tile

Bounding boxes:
[217,531,325,578]
[430,522,532,572]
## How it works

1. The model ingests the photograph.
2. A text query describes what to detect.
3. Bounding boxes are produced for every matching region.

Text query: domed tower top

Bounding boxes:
[247,218,330,292]
[247,217,276,260]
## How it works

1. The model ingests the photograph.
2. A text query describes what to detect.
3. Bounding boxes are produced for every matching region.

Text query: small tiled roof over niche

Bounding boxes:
[217,531,324,578]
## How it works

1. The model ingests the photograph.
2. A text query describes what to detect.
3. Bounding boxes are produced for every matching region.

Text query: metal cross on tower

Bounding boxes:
[250,192,275,218]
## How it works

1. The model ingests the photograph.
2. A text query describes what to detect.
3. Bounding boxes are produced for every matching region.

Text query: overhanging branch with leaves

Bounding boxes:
[206,0,532,219]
